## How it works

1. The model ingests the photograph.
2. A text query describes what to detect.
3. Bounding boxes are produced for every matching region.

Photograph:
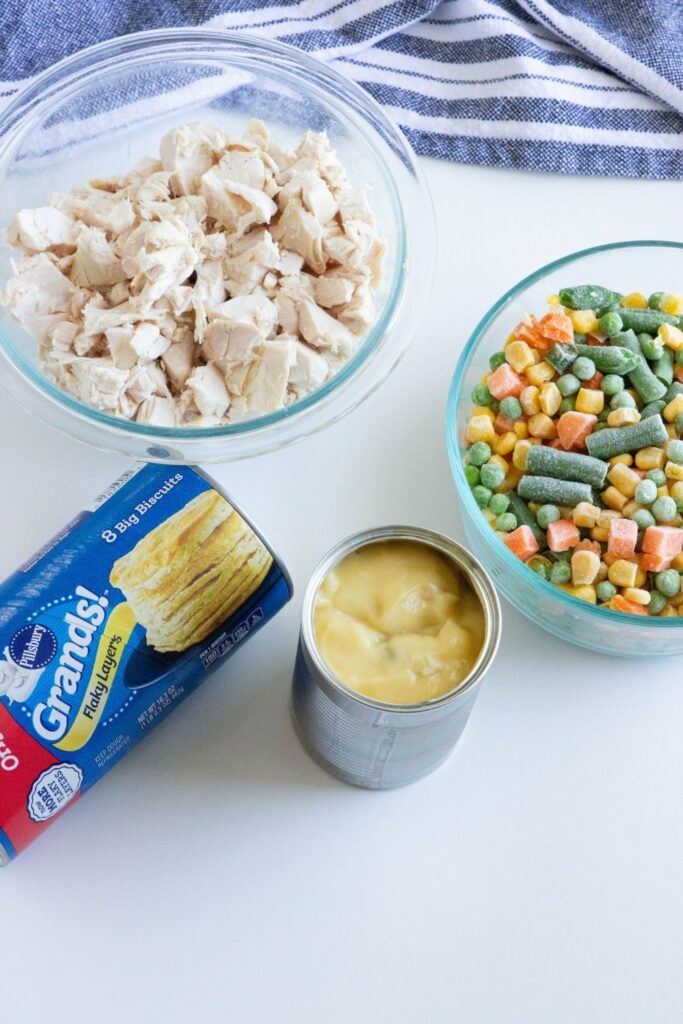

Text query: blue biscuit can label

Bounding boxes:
[0,465,292,862]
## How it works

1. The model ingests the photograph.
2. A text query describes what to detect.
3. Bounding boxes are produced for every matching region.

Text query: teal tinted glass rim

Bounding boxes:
[446,238,683,630]
[0,28,409,441]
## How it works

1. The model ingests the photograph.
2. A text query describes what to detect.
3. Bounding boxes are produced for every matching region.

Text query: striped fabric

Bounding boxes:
[2,0,682,178]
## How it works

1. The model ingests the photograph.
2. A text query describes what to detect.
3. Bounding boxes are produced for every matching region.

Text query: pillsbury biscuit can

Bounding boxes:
[0,464,291,863]
[291,526,500,789]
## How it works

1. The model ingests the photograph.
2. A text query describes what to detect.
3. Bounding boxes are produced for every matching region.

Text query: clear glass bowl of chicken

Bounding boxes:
[0,29,433,462]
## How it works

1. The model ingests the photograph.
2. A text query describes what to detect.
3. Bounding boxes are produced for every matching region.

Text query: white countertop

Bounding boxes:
[2,158,683,1024]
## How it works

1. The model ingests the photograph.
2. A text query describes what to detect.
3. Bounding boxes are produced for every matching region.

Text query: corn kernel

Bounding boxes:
[571,549,601,585]
[623,500,640,518]
[657,485,670,498]
[493,431,517,456]
[607,462,640,497]
[527,413,557,439]
[659,323,683,351]
[660,293,683,316]
[466,415,495,445]
[513,420,528,439]
[539,381,562,417]
[672,552,683,571]
[597,509,621,529]
[602,486,628,511]
[608,559,638,588]
[661,606,677,617]
[623,587,650,605]
[472,405,496,422]
[607,407,641,428]
[482,508,497,526]
[590,527,609,542]
[520,385,541,416]
[664,393,683,422]
[665,460,683,482]
[572,502,600,528]
[563,584,597,604]
[488,454,508,474]
[621,292,648,309]
[499,465,523,493]
[504,340,536,373]
[575,388,605,415]
[670,481,683,504]
[512,439,532,471]
[668,423,678,439]
[547,293,562,306]
[635,446,666,470]
[670,592,683,608]
[569,309,599,334]
[525,361,555,387]
[634,567,647,588]
[609,453,634,466]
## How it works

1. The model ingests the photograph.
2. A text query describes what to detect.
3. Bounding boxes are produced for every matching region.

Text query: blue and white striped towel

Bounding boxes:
[3,0,683,179]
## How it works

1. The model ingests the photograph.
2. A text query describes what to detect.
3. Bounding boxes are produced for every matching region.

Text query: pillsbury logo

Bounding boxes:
[9,623,57,672]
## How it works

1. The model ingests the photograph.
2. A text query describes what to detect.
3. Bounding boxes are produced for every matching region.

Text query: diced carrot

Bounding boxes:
[547,438,565,449]
[608,517,638,558]
[611,595,649,616]
[575,538,601,555]
[556,411,598,450]
[488,363,524,400]
[546,518,580,552]
[536,311,574,345]
[675,365,683,384]
[582,336,602,346]
[494,413,518,433]
[514,316,539,346]
[640,552,673,573]
[504,525,539,561]
[583,371,604,390]
[642,525,683,557]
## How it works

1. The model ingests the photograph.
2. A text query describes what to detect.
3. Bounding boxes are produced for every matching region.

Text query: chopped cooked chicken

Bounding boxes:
[1,120,384,426]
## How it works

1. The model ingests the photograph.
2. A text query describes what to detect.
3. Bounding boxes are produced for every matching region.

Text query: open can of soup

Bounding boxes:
[291,526,500,789]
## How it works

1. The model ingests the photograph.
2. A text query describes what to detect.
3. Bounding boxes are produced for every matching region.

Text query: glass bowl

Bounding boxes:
[447,240,683,657]
[0,29,433,462]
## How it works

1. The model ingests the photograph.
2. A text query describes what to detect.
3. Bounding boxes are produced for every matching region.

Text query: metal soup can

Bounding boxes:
[291,526,500,789]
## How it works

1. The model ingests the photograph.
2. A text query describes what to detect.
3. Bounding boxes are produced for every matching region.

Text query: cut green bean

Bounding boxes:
[526,445,608,488]
[641,400,666,419]
[547,343,577,373]
[609,330,667,403]
[574,344,639,375]
[585,413,668,459]
[653,346,674,385]
[559,285,622,312]
[616,307,678,333]
[505,491,546,544]
[517,476,593,507]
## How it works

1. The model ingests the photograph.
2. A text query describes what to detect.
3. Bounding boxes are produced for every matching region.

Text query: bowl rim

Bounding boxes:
[447,238,683,630]
[0,27,419,444]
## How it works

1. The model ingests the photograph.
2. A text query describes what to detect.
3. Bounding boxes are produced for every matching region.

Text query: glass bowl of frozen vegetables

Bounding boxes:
[447,240,683,656]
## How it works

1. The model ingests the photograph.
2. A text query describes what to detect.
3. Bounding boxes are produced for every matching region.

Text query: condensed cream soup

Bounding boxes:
[313,540,485,704]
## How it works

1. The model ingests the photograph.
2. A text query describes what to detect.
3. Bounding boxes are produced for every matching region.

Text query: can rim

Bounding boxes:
[301,526,501,714]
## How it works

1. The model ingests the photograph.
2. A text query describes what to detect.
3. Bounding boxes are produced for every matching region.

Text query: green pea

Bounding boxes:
[472,485,493,508]
[667,439,683,464]
[649,291,665,311]
[633,508,656,530]
[647,468,667,487]
[480,462,506,489]
[489,351,506,371]
[536,504,561,529]
[465,464,480,487]
[472,382,493,406]
[652,496,677,523]
[496,512,517,532]
[573,356,596,381]
[499,396,522,419]
[599,310,623,337]
[656,569,681,597]
[649,591,668,614]
[635,479,657,505]
[469,442,491,466]
[532,563,550,581]
[550,561,571,585]
[592,421,609,432]
[596,580,617,603]
[610,391,637,410]
[601,374,625,396]
[489,493,510,516]
[558,373,580,396]
[665,383,683,401]
[559,397,576,414]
